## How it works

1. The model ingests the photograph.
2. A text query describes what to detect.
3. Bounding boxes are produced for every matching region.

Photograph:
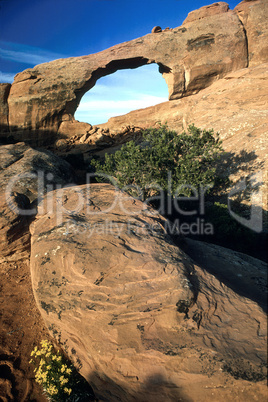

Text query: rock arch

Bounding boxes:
[74,63,169,125]
[6,3,250,145]
[66,57,171,119]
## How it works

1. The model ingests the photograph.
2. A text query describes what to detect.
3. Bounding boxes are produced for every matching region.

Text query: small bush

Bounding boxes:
[91,124,223,200]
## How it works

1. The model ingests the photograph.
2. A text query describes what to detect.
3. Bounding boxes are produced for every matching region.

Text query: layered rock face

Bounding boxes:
[0,83,11,133]
[2,1,258,145]
[0,143,74,260]
[30,183,267,401]
[235,0,268,66]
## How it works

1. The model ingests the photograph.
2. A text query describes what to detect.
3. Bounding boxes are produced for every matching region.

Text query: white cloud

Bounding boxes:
[77,95,167,112]
[88,65,168,99]
[0,41,65,66]
[0,71,15,83]
[75,94,167,125]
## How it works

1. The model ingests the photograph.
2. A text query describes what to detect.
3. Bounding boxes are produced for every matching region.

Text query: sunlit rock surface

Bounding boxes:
[30,183,267,401]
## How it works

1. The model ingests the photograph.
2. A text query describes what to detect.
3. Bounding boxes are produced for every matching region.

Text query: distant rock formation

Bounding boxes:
[3,0,268,145]
[30,183,267,401]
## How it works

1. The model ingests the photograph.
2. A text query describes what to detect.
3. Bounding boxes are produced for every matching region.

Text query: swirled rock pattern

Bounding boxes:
[30,183,267,402]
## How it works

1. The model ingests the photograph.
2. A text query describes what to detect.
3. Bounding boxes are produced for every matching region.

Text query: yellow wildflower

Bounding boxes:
[60,364,67,372]
[47,384,58,395]
[64,387,72,395]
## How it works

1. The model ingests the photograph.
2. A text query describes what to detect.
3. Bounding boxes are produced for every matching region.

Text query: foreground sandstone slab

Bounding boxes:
[30,183,267,401]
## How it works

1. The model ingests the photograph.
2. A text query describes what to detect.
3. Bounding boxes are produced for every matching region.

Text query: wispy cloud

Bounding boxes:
[0,41,66,66]
[77,95,167,112]
[75,94,167,125]
[0,71,15,83]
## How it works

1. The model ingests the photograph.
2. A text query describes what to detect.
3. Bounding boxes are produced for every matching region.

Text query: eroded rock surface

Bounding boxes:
[61,62,268,214]
[96,63,267,161]
[0,143,74,259]
[235,0,268,66]
[0,83,11,133]
[30,183,267,401]
[0,1,266,147]
[6,2,251,145]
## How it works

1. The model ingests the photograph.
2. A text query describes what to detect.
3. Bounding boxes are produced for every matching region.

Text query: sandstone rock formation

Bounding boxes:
[182,238,267,311]
[0,83,11,133]
[235,0,268,66]
[3,1,262,145]
[151,26,162,33]
[59,62,268,214]
[30,183,267,402]
[0,1,267,400]
[0,143,74,260]
[182,2,230,24]
[87,63,268,163]
[58,119,92,139]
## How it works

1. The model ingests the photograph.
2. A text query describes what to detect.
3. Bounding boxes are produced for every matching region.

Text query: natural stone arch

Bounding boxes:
[7,5,248,145]
[74,63,169,125]
[65,57,171,120]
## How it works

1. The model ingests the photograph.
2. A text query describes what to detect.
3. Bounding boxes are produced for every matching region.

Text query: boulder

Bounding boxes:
[30,183,267,401]
[58,119,92,139]
[151,26,162,33]
[7,2,249,145]
[0,143,74,259]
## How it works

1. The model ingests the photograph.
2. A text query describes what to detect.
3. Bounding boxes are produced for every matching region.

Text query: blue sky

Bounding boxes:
[0,0,240,124]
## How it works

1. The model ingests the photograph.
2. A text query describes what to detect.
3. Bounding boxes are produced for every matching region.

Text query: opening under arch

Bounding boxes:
[74,64,169,125]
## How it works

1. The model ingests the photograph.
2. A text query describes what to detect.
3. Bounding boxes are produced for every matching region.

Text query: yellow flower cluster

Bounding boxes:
[59,375,69,386]
[30,339,73,400]
[64,387,72,395]
[46,384,59,396]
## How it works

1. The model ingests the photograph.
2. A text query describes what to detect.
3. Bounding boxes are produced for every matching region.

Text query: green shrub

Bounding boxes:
[91,124,223,201]
[204,201,259,250]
